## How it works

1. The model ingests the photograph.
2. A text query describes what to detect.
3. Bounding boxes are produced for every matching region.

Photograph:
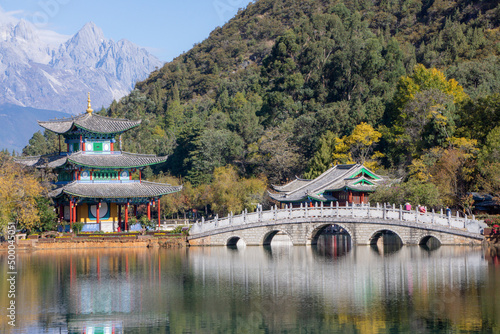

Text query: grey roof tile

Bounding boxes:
[67,152,168,168]
[38,113,141,134]
[50,181,182,199]
[16,151,167,169]
[15,154,67,168]
[272,178,312,192]
[269,164,386,202]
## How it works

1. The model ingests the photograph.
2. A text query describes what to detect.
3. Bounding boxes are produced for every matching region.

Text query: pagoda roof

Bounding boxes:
[272,177,312,193]
[38,113,141,135]
[67,151,167,168]
[269,164,389,202]
[49,181,182,199]
[15,154,67,168]
[15,152,167,169]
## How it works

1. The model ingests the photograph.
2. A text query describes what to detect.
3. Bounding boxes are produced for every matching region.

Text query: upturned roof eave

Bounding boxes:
[325,185,377,192]
[307,164,360,196]
[50,181,182,199]
[73,121,141,135]
[66,156,168,169]
[37,114,142,135]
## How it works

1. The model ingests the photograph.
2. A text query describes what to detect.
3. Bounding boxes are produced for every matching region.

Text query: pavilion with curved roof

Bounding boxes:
[269,164,391,207]
[16,94,181,232]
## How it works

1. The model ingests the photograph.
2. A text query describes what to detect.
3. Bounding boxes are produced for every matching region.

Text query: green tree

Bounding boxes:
[34,197,57,232]
[457,93,500,144]
[370,179,441,208]
[251,126,302,183]
[304,131,337,179]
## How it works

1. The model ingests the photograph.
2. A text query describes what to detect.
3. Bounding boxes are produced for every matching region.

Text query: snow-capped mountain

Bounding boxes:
[0,20,162,114]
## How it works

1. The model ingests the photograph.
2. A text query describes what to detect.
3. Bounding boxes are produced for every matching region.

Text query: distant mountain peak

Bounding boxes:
[0,19,162,114]
[65,21,107,51]
[12,19,37,42]
[78,21,106,41]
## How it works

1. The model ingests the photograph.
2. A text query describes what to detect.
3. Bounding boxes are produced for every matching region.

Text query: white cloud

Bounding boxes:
[37,28,70,46]
[0,6,70,46]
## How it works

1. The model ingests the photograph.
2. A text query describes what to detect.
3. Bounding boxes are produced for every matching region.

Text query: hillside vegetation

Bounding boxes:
[25,0,500,213]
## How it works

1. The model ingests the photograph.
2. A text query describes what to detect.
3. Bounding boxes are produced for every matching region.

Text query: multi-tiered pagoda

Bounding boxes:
[17,94,181,232]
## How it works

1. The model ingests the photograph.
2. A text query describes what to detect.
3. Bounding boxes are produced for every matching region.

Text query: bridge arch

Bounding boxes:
[226,235,246,247]
[308,223,353,245]
[261,230,293,246]
[419,235,442,247]
[369,229,404,245]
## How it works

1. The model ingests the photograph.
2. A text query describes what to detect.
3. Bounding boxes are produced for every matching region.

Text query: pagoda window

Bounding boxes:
[81,170,90,180]
[93,143,103,152]
[58,172,72,182]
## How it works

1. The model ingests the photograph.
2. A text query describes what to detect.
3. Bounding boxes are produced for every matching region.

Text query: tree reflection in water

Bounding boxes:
[1,244,498,333]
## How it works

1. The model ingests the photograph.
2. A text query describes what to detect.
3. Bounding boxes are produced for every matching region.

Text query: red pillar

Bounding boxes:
[111,142,114,151]
[157,198,161,231]
[69,200,73,227]
[147,201,151,220]
[361,192,365,204]
[125,202,129,231]
[96,201,100,226]
[73,201,77,224]
[348,191,353,204]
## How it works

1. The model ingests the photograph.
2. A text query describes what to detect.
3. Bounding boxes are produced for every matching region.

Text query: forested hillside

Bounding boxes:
[25,0,500,213]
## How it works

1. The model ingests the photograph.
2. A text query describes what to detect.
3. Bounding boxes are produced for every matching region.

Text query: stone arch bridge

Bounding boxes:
[188,203,485,246]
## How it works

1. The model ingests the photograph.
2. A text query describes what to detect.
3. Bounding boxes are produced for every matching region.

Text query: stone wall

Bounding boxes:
[0,236,188,251]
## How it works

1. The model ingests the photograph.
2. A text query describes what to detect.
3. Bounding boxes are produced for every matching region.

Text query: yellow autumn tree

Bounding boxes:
[331,123,384,169]
[344,122,383,165]
[394,64,468,111]
[305,123,384,178]
[209,166,267,216]
[0,154,43,232]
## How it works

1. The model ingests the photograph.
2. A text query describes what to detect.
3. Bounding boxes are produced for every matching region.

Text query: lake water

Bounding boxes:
[1,235,500,333]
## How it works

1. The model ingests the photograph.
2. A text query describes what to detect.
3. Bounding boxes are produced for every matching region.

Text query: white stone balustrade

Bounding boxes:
[190,202,484,236]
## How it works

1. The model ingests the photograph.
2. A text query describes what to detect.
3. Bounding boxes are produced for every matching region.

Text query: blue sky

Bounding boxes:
[1,0,250,61]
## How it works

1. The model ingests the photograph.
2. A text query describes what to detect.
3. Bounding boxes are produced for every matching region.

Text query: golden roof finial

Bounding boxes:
[86,92,93,115]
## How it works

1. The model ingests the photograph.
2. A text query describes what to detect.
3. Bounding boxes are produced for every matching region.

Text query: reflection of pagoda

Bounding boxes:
[17,94,181,232]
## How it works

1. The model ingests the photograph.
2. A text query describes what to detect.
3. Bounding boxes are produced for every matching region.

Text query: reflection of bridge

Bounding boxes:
[188,203,485,246]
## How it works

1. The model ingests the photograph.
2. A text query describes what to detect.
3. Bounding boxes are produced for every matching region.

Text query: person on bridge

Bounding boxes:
[446,207,451,217]
[405,202,411,211]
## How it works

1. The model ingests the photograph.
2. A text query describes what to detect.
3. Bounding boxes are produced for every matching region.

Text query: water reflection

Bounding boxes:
[1,245,499,333]
[314,234,352,258]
